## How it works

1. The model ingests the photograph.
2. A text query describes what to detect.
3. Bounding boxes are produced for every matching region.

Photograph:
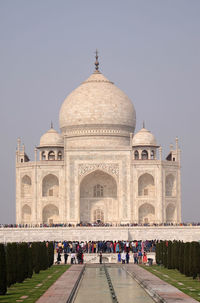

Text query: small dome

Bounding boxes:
[59,71,136,133]
[132,127,157,147]
[39,127,63,147]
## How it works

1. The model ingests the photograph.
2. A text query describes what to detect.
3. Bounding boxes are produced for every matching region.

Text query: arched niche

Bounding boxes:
[166,203,176,223]
[141,150,148,160]
[21,175,32,198]
[48,151,55,160]
[138,173,155,197]
[139,203,155,224]
[22,204,31,223]
[42,204,59,224]
[165,174,176,196]
[42,174,59,197]
[80,170,118,224]
[134,150,139,160]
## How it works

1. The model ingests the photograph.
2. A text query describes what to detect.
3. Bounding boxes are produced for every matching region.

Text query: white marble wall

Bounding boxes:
[0,226,199,243]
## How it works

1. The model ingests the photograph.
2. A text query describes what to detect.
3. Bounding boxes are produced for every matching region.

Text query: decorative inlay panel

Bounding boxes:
[78,163,119,179]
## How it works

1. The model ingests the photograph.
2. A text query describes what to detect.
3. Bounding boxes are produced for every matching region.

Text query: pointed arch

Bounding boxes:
[134,150,139,160]
[42,174,59,197]
[42,204,59,224]
[141,150,148,160]
[80,169,118,224]
[22,204,31,223]
[165,174,176,196]
[166,203,176,223]
[138,173,155,197]
[139,203,155,224]
[21,175,32,198]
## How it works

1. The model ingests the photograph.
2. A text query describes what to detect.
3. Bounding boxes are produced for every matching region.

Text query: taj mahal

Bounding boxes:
[16,54,181,226]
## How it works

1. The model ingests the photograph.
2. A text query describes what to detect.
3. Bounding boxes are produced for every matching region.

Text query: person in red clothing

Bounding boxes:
[143,251,147,264]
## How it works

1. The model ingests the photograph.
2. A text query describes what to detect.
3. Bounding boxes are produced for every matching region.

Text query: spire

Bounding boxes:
[94,49,99,72]
[143,121,145,128]
[51,121,53,129]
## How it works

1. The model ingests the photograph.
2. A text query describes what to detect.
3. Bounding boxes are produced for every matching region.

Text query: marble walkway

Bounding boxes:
[36,265,84,303]
[124,264,199,303]
[36,264,199,303]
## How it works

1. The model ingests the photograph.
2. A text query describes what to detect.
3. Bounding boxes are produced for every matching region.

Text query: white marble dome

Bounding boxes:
[59,71,136,134]
[39,127,63,147]
[132,127,157,146]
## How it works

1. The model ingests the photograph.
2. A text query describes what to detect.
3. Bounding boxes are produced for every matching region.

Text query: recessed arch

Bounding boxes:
[48,151,55,160]
[57,151,62,160]
[138,173,155,197]
[141,150,148,160]
[139,203,155,224]
[21,175,31,198]
[134,150,139,160]
[93,208,104,223]
[42,174,59,197]
[42,204,59,224]
[80,169,118,224]
[22,204,31,223]
[165,174,176,196]
[41,151,46,160]
[166,203,176,222]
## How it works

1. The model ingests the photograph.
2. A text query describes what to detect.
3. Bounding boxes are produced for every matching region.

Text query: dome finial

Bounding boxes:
[143,120,145,128]
[94,49,99,72]
[51,121,53,129]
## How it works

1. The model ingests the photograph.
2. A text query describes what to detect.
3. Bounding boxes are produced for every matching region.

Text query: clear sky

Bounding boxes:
[0,0,199,223]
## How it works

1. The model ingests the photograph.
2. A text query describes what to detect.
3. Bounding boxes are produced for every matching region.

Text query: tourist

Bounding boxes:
[138,250,142,264]
[126,251,130,264]
[121,251,126,264]
[117,252,121,263]
[143,251,147,264]
[71,252,76,264]
[64,249,69,264]
[133,251,138,264]
[99,251,102,264]
[56,251,61,264]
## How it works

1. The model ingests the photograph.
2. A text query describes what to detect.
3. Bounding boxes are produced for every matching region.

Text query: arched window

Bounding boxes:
[138,173,155,197]
[141,150,148,160]
[42,174,59,197]
[134,150,139,160]
[42,151,46,160]
[165,174,176,196]
[48,151,55,160]
[21,175,32,198]
[22,204,31,223]
[151,150,155,160]
[93,209,104,223]
[94,184,103,197]
[58,151,62,160]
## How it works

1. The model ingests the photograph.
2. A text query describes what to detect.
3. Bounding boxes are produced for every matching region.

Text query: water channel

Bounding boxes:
[73,265,154,303]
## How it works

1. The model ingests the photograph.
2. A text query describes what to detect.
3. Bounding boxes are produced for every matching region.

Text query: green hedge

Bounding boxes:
[156,240,200,279]
[0,241,54,295]
[0,244,7,295]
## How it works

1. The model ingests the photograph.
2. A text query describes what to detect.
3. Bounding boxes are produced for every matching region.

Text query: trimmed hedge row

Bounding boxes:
[0,241,54,295]
[156,241,200,279]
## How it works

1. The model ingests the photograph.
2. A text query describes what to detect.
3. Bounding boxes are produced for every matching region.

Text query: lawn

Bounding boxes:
[0,265,70,303]
[142,265,200,302]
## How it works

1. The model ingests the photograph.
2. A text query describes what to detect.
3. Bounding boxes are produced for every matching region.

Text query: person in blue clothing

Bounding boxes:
[126,251,130,264]
[138,250,142,264]
[117,252,121,262]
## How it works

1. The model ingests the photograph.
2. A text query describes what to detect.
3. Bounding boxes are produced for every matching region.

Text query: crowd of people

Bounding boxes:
[55,240,155,265]
[1,222,200,228]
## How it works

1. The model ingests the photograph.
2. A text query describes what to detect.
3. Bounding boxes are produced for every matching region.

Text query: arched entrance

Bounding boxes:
[139,203,155,224]
[22,204,31,223]
[80,170,118,224]
[42,204,59,224]
[166,203,176,223]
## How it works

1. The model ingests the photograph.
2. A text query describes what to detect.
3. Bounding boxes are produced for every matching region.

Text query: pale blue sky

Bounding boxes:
[0,0,199,223]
